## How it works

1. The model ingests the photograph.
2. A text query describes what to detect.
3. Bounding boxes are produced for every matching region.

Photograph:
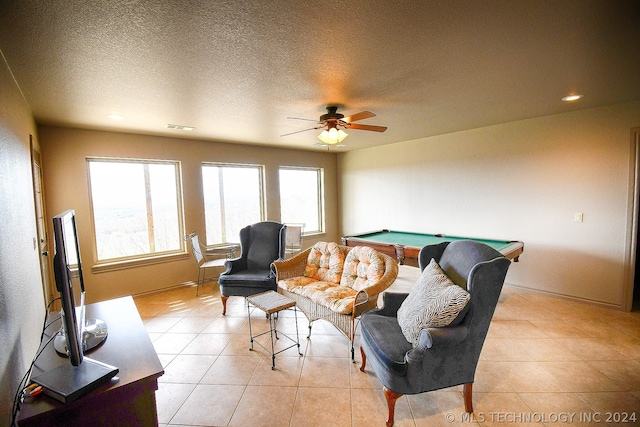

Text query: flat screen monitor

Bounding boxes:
[52,209,107,366]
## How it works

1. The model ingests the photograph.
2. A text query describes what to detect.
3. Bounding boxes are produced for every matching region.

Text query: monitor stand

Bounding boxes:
[54,318,109,356]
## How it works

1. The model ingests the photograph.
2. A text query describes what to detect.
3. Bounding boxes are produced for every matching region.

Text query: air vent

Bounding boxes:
[167,124,195,131]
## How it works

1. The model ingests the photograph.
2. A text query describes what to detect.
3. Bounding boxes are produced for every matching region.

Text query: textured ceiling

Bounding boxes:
[1,0,639,152]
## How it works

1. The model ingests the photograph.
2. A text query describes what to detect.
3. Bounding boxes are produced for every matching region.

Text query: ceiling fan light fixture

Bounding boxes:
[318,128,348,144]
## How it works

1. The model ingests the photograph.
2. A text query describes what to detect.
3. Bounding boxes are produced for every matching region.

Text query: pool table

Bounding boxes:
[342,229,523,267]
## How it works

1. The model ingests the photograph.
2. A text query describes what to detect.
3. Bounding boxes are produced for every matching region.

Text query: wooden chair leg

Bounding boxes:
[221,295,228,316]
[359,346,367,371]
[383,387,402,427]
[463,383,473,413]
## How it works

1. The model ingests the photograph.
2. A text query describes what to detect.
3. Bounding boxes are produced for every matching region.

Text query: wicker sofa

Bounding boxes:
[271,242,398,360]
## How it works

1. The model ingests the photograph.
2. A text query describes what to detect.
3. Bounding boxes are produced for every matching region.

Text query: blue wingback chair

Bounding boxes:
[217,221,286,315]
[359,240,511,427]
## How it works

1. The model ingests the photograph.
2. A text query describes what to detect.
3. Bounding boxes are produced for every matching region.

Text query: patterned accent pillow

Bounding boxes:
[304,242,345,283]
[397,258,470,347]
[340,246,385,291]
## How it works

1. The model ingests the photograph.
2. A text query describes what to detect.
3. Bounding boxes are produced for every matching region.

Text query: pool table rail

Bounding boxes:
[341,229,523,267]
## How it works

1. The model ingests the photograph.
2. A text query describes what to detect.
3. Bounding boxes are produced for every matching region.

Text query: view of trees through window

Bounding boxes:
[86,159,322,265]
[202,163,264,245]
[279,167,323,233]
[88,159,183,261]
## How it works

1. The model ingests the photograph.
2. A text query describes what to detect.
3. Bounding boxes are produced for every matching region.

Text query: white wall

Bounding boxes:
[339,102,640,309]
[0,56,46,423]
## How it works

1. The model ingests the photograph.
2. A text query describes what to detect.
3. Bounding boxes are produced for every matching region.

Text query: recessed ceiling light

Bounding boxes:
[107,114,125,120]
[562,94,584,102]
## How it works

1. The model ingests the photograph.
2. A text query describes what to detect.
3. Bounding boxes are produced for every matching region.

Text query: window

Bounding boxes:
[87,158,184,263]
[202,163,265,245]
[279,167,324,234]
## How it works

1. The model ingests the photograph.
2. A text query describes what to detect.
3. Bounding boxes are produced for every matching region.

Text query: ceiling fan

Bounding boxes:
[281,106,387,145]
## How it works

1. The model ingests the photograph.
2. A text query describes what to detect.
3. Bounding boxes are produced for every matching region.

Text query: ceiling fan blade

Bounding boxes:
[346,123,387,132]
[280,126,323,137]
[287,117,320,122]
[342,111,375,123]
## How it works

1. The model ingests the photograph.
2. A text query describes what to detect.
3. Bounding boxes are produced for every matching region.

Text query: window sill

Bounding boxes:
[91,252,190,274]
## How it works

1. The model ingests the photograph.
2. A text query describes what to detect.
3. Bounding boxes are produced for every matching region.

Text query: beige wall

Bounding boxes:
[0,56,45,422]
[339,102,640,309]
[38,126,339,303]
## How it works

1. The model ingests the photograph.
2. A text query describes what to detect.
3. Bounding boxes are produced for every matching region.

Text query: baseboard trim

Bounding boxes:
[503,283,622,311]
[132,278,220,298]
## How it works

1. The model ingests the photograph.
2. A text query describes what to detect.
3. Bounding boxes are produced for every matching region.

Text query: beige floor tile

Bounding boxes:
[152,332,198,354]
[181,333,230,355]
[606,334,640,359]
[588,359,640,392]
[135,303,167,318]
[221,332,265,356]
[518,392,601,427]
[575,391,640,423]
[489,320,550,339]
[290,387,352,427]
[157,353,176,368]
[147,331,163,342]
[299,356,352,388]
[350,387,389,427]
[473,361,516,393]
[144,316,183,333]
[516,338,582,361]
[480,338,535,362]
[228,385,297,427]
[222,298,251,317]
[556,337,629,361]
[170,384,246,426]
[168,316,215,334]
[304,333,354,359]
[308,318,344,335]
[350,388,414,427]
[350,359,384,390]
[271,313,310,337]
[544,361,623,392]
[159,354,217,384]
[408,390,467,427]
[473,392,544,427]
[155,382,196,424]
[201,317,246,334]
[491,361,569,393]
[489,304,523,321]
[185,299,224,317]
[528,319,588,339]
[249,355,304,387]
[200,355,260,385]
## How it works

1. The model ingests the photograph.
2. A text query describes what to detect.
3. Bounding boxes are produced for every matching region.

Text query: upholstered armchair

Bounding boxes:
[217,221,286,315]
[359,240,511,427]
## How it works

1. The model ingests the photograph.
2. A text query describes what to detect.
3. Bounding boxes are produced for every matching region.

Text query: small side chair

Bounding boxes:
[284,223,304,257]
[185,232,227,296]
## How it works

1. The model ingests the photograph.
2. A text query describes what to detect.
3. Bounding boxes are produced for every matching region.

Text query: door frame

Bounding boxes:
[30,134,53,306]
[624,127,640,311]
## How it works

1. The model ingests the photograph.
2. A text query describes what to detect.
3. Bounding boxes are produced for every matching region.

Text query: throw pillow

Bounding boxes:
[397,258,470,346]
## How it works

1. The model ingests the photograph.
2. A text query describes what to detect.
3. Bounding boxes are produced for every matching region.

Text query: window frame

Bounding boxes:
[278,166,325,235]
[201,162,266,247]
[86,157,186,271]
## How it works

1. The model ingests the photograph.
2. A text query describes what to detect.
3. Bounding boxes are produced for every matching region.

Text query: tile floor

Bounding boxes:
[133,280,640,427]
